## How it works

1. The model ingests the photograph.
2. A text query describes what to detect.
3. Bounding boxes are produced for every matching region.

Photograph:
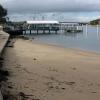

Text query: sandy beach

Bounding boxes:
[1,37,100,100]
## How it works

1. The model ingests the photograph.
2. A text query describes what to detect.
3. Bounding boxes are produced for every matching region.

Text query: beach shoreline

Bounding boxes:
[32,38,100,55]
[1,37,100,100]
[27,33,100,54]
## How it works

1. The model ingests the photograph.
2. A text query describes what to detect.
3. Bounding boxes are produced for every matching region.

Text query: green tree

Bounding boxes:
[0,4,7,24]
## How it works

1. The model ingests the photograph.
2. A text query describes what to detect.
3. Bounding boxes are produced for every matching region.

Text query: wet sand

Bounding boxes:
[2,38,100,100]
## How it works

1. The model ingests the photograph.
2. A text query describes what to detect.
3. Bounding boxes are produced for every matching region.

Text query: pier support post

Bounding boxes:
[55,30,57,34]
[24,30,26,35]
[49,29,50,34]
[22,30,23,35]
[43,29,45,34]
[30,30,31,35]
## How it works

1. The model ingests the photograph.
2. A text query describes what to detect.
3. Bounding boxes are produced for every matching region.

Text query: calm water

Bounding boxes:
[26,25,100,53]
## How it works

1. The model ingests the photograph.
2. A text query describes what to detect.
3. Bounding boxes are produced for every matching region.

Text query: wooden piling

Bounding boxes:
[49,29,50,34]
[43,29,45,34]
[55,30,57,34]
[30,30,31,34]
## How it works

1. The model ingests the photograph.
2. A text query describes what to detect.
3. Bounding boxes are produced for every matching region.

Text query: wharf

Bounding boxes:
[3,21,84,35]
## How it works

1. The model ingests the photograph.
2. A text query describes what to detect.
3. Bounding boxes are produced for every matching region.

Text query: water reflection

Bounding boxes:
[60,25,100,40]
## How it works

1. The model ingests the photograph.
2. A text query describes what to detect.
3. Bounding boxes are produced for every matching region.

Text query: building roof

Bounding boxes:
[26,21,59,24]
[60,22,79,25]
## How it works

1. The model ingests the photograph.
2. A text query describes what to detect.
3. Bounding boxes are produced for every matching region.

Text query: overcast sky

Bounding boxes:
[1,0,100,22]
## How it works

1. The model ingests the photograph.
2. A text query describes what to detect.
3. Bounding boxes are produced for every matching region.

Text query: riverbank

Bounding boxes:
[2,37,100,100]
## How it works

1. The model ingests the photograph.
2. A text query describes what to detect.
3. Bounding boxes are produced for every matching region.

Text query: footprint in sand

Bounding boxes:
[48,67,58,72]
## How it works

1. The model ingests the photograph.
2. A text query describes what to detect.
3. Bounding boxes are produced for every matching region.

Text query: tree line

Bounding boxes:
[0,4,7,24]
[90,19,100,25]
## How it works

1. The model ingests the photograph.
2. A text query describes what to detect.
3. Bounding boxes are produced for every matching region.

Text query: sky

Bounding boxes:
[1,0,100,22]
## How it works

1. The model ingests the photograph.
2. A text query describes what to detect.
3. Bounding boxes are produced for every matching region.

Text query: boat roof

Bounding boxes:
[26,21,59,24]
